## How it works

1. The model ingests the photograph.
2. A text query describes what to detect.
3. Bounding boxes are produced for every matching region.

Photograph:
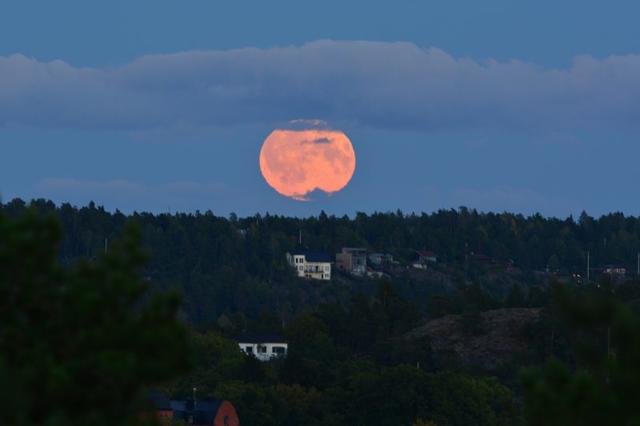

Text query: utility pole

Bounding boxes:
[464,242,469,283]
[193,387,197,409]
[607,326,611,359]
[104,237,108,254]
[606,325,611,384]
[586,250,590,284]
[298,229,302,246]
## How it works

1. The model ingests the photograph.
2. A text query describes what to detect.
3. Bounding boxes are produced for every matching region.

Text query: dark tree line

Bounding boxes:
[4,198,640,327]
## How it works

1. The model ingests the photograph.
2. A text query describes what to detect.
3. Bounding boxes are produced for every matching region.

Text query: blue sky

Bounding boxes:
[2,0,640,217]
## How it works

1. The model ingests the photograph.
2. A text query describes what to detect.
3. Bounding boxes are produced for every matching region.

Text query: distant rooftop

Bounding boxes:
[289,250,332,262]
[149,393,227,425]
[235,334,287,344]
[341,247,367,253]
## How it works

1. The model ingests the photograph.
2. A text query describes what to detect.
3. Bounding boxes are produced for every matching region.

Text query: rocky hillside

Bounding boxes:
[406,308,542,370]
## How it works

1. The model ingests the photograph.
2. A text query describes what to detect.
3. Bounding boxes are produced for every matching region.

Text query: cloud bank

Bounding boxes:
[1,40,640,131]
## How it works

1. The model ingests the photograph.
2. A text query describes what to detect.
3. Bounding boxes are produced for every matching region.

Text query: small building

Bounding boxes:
[368,253,394,267]
[412,250,437,269]
[237,335,288,361]
[604,265,626,276]
[150,393,239,426]
[286,250,332,280]
[336,247,367,276]
[366,270,389,279]
[417,250,437,264]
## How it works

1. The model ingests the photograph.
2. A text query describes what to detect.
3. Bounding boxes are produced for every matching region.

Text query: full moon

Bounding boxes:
[259,128,356,201]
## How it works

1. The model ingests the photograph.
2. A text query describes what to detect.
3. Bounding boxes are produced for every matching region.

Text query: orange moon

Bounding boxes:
[259,129,356,200]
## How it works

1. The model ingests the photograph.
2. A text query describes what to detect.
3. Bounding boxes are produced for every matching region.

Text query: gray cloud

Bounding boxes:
[1,40,640,131]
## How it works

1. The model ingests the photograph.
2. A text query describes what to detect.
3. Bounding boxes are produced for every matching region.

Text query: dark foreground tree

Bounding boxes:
[0,211,192,426]
[523,286,640,426]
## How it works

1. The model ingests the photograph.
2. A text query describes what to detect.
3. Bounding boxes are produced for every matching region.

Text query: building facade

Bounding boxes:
[286,250,332,280]
[368,252,394,267]
[336,247,367,276]
[237,335,289,361]
[150,393,239,426]
[412,251,438,270]
[604,265,626,276]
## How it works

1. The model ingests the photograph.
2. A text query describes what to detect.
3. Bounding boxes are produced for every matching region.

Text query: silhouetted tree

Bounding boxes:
[0,211,192,426]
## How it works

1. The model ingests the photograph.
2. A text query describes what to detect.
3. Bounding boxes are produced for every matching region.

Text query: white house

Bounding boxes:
[237,335,288,361]
[604,265,626,276]
[286,250,332,280]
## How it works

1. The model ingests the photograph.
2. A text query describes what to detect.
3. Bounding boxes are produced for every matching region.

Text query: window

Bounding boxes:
[245,346,253,353]
[258,345,267,353]
[272,346,286,354]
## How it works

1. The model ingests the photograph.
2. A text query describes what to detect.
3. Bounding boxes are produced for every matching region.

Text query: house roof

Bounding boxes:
[289,250,331,262]
[171,399,224,425]
[235,333,287,344]
[341,247,367,253]
[150,393,232,425]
